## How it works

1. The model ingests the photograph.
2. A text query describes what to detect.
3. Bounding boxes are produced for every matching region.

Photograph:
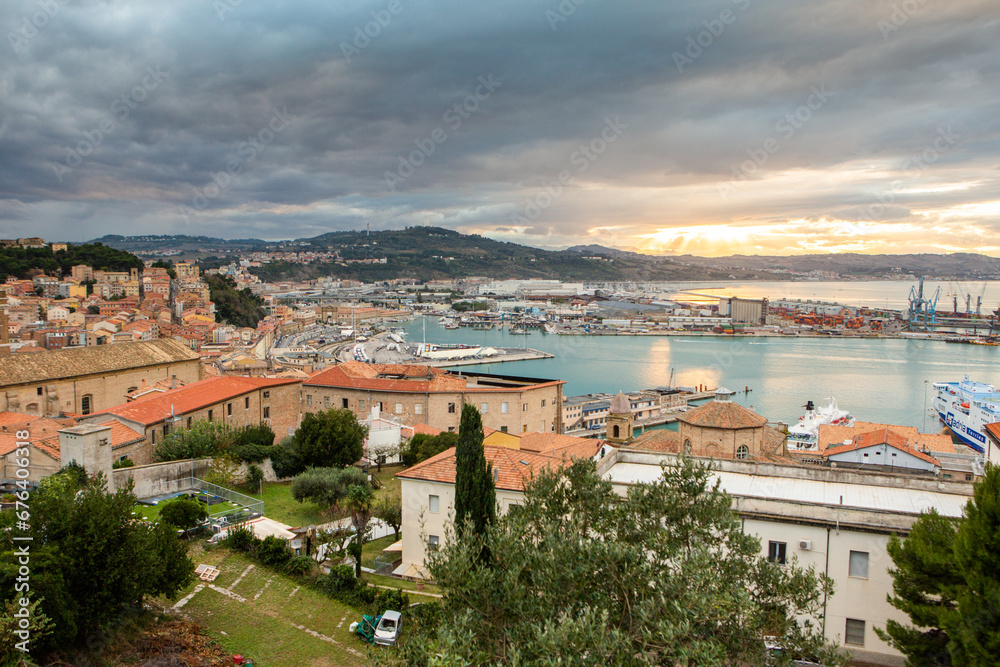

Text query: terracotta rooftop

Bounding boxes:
[397,445,566,492]
[305,361,466,393]
[0,413,73,460]
[412,423,444,436]
[88,376,301,427]
[0,339,200,387]
[678,399,767,430]
[985,422,1000,445]
[518,432,603,461]
[818,421,955,454]
[821,425,942,467]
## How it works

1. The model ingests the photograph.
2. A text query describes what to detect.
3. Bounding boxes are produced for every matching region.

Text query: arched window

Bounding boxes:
[683,439,692,453]
[25,403,39,414]
[81,395,93,415]
[736,445,749,460]
[613,424,620,438]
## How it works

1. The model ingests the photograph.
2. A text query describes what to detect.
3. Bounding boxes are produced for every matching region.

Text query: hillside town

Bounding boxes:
[3,239,1000,665]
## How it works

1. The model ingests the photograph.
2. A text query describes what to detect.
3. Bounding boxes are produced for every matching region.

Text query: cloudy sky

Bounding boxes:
[2,0,998,255]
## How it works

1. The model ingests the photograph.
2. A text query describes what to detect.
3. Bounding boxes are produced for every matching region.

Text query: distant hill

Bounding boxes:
[86,229,1000,282]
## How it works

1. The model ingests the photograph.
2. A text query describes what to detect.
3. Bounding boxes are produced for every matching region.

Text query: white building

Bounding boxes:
[599,449,972,665]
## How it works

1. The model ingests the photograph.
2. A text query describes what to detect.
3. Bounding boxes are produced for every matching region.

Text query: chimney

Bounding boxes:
[170,374,177,390]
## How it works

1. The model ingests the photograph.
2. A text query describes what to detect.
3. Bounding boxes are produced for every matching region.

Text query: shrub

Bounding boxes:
[270,443,304,479]
[257,535,293,567]
[112,457,135,469]
[374,588,410,614]
[246,464,265,491]
[222,525,259,554]
[319,565,357,594]
[285,555,315,577]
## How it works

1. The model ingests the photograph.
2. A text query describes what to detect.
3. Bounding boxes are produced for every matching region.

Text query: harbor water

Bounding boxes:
[400,317,1000,431]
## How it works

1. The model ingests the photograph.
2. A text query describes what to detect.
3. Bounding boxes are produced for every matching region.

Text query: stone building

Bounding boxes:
[605,391,634,445]
[632,388,787,460]
[0,339,203,417]
[78,376,303,465]
[303,361,564,435]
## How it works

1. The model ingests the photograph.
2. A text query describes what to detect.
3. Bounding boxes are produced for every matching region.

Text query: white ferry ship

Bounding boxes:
[787,398,854,452]
[932,377,1000,453]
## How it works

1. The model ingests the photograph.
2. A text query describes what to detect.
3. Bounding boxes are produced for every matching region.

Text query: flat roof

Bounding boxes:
[603,462,969,519]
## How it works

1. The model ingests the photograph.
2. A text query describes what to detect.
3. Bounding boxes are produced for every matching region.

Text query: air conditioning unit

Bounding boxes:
[799,540,812,551]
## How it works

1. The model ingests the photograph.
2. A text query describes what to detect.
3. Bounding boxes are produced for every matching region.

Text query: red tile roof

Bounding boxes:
[985,422,1000,445]
[678,399,767,430]
[306,361,466,393]
[397,445,566,492]
[818,421,955,454]
[821,426,941,467]
[0,413,72,459]
[412,423,444,436]
[89,376,302,427]
[518,432,602,461]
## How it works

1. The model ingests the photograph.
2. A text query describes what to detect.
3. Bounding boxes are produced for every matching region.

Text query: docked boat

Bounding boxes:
[786,398,855,452]
[932,377,1000,452]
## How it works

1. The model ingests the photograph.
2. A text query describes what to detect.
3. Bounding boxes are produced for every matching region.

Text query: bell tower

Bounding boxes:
[605,391,634,445]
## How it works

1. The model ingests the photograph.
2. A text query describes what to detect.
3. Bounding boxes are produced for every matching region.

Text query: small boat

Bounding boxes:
[510,327,529,335]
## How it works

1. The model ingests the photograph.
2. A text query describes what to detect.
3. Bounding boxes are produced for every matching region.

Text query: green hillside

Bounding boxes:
[0,242,143,280]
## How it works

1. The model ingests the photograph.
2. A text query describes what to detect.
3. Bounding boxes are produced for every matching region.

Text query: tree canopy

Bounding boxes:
[880,464,1000,664]
[290,466,369,509]
[292,408,367,469]
[0,242,143,281]
[453,404,494,542]
[399,457,842,666]
[158,497,209,537]
[0,472,194,657]
[400,431,458,467]
[205,274,266,328]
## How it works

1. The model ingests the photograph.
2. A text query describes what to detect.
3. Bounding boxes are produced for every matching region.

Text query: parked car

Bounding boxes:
[374,610,402,646]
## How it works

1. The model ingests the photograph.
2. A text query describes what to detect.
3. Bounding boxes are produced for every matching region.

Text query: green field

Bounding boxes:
[133,495,246,523]
[260,482,332,528]
[171,548,374,667]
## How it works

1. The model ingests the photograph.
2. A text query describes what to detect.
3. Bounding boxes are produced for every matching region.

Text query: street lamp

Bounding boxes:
[923,380,928,432]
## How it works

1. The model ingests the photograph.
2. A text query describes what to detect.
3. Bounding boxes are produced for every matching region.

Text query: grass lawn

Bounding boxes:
[371,465,402,505]
[171,547,373,667]
[360,534,397,562]
[363,572,441,598]
[261,482,332,528]
[133,498,244,522]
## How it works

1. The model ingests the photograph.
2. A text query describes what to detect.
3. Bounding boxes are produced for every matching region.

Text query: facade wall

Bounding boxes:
[0,445,60,481]
[744,518,905,666]
[1,358,203,417]
[303,383,562,435]
[399,477,523,578]
[88,383,301,465]
[828,444,934,472]
[679,423,764,458]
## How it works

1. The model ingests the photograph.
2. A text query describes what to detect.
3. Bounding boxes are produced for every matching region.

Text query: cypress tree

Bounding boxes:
[454,403,495,539]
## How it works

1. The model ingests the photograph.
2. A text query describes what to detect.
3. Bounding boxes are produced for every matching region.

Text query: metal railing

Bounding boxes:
[191,477,264,517]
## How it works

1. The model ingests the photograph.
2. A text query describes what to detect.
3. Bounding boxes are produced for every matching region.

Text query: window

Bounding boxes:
[187,417,192,428]
[768,541,787,565]
[306,394,312,406]
[613,425,620,439]
[427,535,440,552]
[152,430,156,444]
[163,422,172,437]
[500,426,508,433]
[342,398,349,409]
[481,402,488,413]
[501,402,509,414]
[263,391,270,399]
[541,399,546,407]
[736,445,749,460]
[448,403,456,414]
[684,439,692,453]
[429,495,440,513]
[324,396,330,408]
[522,403,527,412]
[359,399,366,411]
[396,403,403,415]
[849,551,869,578]
[522,425,528,433]
[227,402,233,416]
[81,395,92,415]
[263,407,270,419]
[127,386,138,394]
[245,396,250,409]
[207,410,213,422]
[37,387,43,396]
[845,618,865,646]
[415,403,423,415]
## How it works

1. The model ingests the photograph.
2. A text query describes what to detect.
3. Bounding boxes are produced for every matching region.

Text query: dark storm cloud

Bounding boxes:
[1,0,998,253]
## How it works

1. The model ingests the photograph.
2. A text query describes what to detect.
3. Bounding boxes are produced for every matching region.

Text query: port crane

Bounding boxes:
[907,277,940,330]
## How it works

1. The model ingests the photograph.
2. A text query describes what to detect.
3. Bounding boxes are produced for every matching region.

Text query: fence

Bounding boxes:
[191,477,265,517]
